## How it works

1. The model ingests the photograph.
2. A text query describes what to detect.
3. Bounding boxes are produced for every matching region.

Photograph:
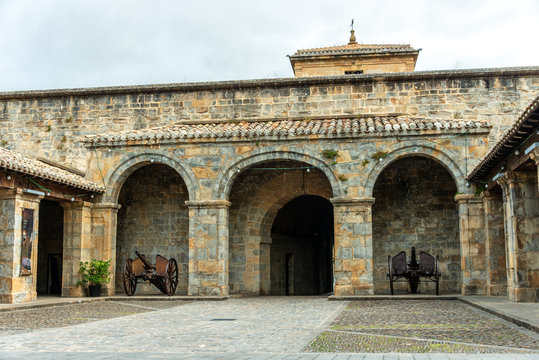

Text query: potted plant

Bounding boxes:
[78,259,111,297]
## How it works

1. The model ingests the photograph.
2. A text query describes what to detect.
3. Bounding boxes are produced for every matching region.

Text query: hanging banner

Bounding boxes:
[20,208,34,275]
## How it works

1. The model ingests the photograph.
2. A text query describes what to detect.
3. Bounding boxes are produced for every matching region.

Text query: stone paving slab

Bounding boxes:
[0,297,537,359]
[0,351,537,359]
[0,297,346,354]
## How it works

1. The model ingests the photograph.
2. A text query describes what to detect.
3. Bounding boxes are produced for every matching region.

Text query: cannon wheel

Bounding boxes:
[123,258,137,296]
[164,258,179,296]
[435,255,440,296]
[388,255,394,295]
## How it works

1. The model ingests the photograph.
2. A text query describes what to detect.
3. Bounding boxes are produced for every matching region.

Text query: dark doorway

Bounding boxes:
[37,200,64,295]
[270,195,334,295]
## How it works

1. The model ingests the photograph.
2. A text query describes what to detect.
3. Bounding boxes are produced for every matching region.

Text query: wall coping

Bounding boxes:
[0,67,537,100]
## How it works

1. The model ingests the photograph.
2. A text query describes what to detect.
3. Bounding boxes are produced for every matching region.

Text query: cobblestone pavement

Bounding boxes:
[0,300,190,335]
[305,300,539,353]
[0,297,536,360]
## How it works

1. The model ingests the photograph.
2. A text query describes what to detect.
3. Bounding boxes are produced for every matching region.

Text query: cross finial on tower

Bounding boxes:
[349,19,357,44]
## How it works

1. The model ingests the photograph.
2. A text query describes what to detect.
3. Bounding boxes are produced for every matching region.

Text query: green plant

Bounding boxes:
[0,140,7,147]
[65,116,73,123]
[46,125,51,132]
[78,259,111,286]
[321,149,340,161]
[361,159,370,167]
[370,150,389,162]
[338,174,348,181]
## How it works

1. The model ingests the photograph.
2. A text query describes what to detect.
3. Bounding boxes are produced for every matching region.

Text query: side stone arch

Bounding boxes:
[213,149,344,200]
[364,143,467,197]
[102,150,198,203]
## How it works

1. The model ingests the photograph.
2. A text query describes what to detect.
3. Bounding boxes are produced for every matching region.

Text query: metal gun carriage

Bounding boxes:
[387,247,441,295]
[123,251,179,296]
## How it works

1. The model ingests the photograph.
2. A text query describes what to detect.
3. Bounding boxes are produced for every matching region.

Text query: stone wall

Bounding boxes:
[0,68,537,172]
[116,164,189,295]
[372,157,460,294]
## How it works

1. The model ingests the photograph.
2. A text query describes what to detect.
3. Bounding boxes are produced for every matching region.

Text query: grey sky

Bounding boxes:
[0,0,537,91]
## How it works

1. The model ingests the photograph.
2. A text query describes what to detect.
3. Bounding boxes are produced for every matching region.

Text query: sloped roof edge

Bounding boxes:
[0,147,105,192]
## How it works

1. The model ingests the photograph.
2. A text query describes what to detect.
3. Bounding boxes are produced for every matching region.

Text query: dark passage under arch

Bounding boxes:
[270,195,334,295]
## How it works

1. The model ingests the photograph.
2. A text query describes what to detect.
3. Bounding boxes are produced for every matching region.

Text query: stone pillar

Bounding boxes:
[530,149,539,194]
[0,189,43,303]
[497,172,539,302]
[455,194,488,295]
[482,191,507,296]
[61,201,93,297]
[330,197,375,296]
[259,237,271,295]
[91,203,120,296]
[186,200,230,296]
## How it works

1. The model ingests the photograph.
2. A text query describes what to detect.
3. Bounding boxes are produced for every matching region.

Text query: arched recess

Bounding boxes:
[102,150,197,203]
[364,144,467,198]
[114,162,190,295]
[213,150,344,200]
[270,195,334,295]
[371,155,461,294]
[227,159,334,295]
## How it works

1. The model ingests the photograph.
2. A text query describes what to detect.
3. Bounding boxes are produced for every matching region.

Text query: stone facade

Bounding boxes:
[0,63,538,302]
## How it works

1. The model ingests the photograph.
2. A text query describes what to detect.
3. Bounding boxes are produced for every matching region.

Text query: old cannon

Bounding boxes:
[387,247,441,295]
[123,251,179,296]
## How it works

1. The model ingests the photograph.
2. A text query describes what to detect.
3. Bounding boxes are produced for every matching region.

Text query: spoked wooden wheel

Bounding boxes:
[388,255,394,295]
[435,255,440,296]
[123,258,137,296]
[164,258,179,296]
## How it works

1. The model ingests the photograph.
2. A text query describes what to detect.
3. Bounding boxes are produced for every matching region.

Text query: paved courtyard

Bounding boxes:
[0,297,536,359]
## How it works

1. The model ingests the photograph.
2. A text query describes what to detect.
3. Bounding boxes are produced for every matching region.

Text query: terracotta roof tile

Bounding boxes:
[0,147,105,192]
[291,43,418,57]
[84,117,490,146]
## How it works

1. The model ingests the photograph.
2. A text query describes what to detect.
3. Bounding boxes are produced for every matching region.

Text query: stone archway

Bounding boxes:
[227,159,334,295]
[270,195,334,295]
[115,163,190,295]
[372,156,461,294]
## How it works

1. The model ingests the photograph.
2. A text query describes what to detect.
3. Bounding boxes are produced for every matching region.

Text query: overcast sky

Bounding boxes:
[0,0,537,92]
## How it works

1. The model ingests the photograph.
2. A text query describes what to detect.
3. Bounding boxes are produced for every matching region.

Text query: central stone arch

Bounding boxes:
[213,150,343,200]
[226,158,334,295]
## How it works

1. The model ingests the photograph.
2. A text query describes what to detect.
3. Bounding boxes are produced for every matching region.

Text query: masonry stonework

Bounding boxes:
[0,59,538,302]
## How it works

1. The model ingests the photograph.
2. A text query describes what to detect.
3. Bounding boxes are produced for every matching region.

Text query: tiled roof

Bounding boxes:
[84,117,490,146]
[0,147,105,192]
[467,95,539,181]
[291,43,418,57]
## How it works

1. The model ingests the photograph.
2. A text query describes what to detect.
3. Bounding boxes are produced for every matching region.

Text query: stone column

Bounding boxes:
[185,200,230,296]
[259,237,271,295]
[0,189,43,303]
[330,197,375,296]
[91,203,121,296]
[455,194,488,295]
[60,201,93,297]
[530,149,539,194]
[497,172,539,302]
[482,191,507,296]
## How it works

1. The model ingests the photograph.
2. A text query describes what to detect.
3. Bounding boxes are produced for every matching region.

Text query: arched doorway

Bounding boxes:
[115,164,189,295]
[270,195,333,295]
[37,200,64,296]
[372,156,460,294]
[227,160,334,295]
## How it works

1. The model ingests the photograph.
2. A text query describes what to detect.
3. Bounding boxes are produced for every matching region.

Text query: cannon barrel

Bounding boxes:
[135,250,155,270]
